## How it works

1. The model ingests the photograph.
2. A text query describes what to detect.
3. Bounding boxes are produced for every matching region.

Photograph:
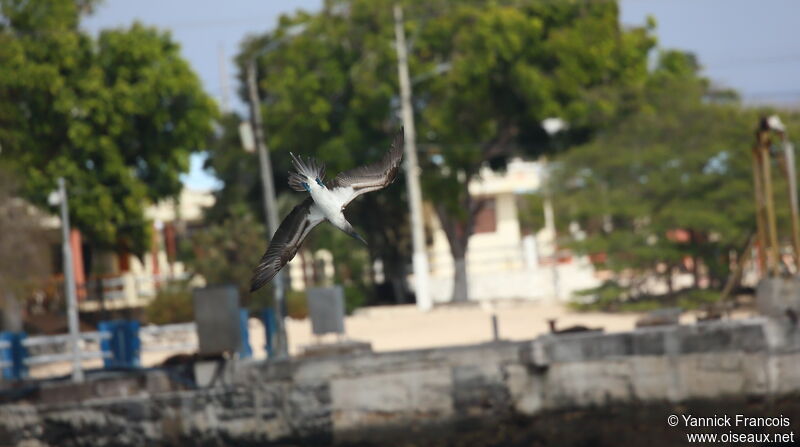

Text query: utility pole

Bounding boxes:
[218,44,231,113]
[393,4,432,311]
[57,178,84,382]
[246,60,289,357]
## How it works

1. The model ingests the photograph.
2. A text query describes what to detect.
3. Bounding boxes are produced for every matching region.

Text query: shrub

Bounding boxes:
[145,280,194,325]
[286,289,308,319]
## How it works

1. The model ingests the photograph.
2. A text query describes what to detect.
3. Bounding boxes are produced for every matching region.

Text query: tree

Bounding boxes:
[0,165,54,330]
[413,1,655,300]
[0,0,217,256]
[232,0,655,303]
[549,50,792,308]
[184,212,267,304]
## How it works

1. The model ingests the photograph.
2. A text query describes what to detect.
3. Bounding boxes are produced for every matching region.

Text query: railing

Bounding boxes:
[80,272,192,304]
[22,332,111,366]
[2,308,253,381]
[82,276,126,301]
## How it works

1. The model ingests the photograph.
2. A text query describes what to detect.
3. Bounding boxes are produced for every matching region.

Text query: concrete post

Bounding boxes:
[393,4,432,311]
[57,178,83,382]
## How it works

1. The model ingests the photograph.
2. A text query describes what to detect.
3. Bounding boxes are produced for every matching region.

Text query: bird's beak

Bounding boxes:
[351,231,368,246]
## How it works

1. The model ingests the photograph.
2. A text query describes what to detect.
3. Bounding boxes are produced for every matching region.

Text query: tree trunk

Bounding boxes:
[692,256,701,289]
[452,256,469,302]
[436,199,475,303]
[667,265,674,295]
[688,230,701,289]
[389,260,409,304]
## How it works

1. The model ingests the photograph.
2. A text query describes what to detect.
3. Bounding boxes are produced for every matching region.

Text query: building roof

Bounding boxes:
[468,158,543,196]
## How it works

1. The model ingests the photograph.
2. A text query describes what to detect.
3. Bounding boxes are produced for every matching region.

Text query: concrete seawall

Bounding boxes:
[1,317,799,446]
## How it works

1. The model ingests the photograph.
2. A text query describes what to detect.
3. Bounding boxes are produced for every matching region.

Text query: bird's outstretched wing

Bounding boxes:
[331,128,404,206]
[250,197,325,292]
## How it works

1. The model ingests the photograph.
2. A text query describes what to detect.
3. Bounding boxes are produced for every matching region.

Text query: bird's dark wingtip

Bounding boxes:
[249,272,268,293]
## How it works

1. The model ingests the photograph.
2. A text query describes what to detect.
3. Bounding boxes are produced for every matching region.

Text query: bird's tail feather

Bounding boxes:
[288,152,326,192]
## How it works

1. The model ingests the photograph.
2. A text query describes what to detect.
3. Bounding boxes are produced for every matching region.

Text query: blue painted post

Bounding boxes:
[99,321,113,367]
[99,320,141,369]
[261,308,277,358]
[0,332,27,380]
[239,309,252,359]
[122,320,141,367]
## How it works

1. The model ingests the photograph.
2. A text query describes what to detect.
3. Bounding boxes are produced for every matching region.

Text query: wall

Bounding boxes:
[1,317,797,446]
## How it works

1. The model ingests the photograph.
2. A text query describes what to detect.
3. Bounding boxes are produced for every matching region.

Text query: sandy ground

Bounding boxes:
[268,300,757,357]
[27,301,759,377]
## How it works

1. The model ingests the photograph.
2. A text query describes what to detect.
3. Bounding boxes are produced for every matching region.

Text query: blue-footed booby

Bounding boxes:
[250,128,404,292]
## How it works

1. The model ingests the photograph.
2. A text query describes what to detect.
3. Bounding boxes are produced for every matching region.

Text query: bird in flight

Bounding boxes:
[250,128,405,292]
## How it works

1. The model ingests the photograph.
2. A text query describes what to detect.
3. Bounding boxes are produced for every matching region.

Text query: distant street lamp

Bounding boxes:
[542,117,568,136]
[49,178,83,382]
[238,121,256,154]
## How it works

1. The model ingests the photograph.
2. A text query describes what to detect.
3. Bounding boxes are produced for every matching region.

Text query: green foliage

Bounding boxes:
[184,213,268,303]
[286,289,308,319]
[518,194,543,234]
[343,284,367,314]
[676,289,721,310]
[569,280,630,311]
[144,280,194,325]
[0,1,217,255]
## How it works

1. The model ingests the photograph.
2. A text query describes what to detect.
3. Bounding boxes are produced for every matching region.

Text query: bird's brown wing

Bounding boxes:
[331,128,404,206]
[250,197,325,292]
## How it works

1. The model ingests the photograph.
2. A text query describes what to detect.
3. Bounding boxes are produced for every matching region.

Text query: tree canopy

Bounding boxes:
[412,0,655,299]
[0,0,217,255]
[549,50,800,308]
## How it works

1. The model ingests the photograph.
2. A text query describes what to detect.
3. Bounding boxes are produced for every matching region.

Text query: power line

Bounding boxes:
[709,54,800,70]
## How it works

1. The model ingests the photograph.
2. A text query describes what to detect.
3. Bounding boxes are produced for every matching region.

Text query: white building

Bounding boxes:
[423,158,599,302]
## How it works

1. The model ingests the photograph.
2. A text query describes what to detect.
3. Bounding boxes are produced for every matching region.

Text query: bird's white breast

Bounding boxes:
[308,184,353,227]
